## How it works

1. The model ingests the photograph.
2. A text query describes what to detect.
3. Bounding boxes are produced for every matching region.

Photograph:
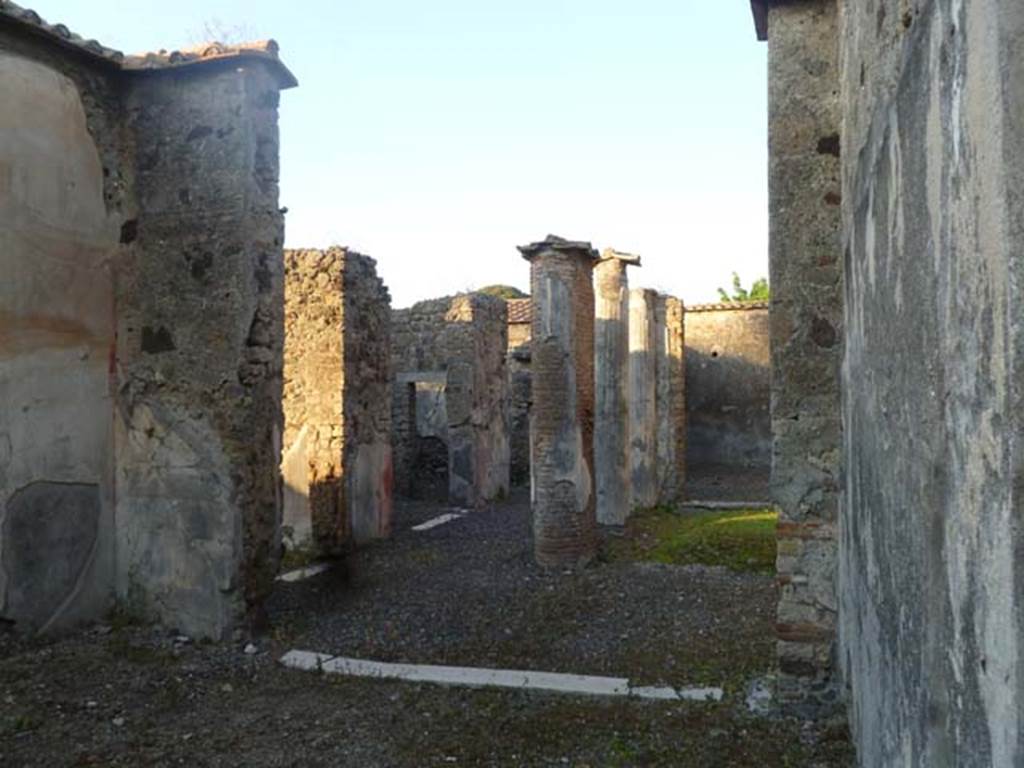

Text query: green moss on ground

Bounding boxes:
[606,507,778,573]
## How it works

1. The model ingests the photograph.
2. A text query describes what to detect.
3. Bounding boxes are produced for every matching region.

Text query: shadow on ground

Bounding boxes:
[0,489,852,767]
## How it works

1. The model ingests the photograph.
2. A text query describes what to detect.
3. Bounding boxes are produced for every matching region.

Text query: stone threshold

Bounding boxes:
[280,650,724,703]
[680,500,772,510]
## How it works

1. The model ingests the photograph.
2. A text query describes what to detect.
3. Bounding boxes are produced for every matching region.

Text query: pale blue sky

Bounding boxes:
[34,1,767,307]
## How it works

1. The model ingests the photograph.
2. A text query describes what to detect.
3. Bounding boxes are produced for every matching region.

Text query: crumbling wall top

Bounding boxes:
[0,1,297,87]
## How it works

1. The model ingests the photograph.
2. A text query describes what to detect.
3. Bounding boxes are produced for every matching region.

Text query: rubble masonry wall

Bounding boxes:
[391,295,510,506]
[0,17,292,640]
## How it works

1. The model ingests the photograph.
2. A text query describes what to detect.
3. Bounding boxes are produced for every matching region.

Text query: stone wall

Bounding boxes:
[766,0,843,714]
[506,301,532,487]
[391,294,510,506]
[654,295,686,505]
[684,303,770,470]
[281,248,392,558]
[0,7,295,639]
[0,44,121,634]
[839,0,1024,764]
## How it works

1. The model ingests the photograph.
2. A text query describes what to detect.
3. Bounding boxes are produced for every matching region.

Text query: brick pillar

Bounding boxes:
[655,295,686,505]
[628,288,658,510]
[594,249,640,525]
[765,0,842,715]
[518,235,598,567]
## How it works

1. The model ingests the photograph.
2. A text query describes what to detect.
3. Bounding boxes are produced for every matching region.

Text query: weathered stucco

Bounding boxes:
[767,0,843,714]
[628,288,658,510]
[520,237,598,567]
[594,252,639,524]
[684,303,769,471]
[0,12,294,640]
[839,0,1024,764]
[0,50,120,632]
[115,59,288,639]
[654,294,686,505]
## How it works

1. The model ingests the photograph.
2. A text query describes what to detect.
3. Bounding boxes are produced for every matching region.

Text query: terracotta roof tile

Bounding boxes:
[0,2,296,87]
[506,298,532,324]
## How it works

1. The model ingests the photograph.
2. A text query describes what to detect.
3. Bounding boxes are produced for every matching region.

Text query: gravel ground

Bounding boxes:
[0,489,852,767]
[685,464,770,503]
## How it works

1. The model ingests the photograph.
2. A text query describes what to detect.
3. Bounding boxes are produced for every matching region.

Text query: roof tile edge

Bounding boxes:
[0,2,297,88]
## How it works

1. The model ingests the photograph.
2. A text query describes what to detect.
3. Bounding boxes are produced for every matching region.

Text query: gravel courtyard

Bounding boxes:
[0,490,852,767]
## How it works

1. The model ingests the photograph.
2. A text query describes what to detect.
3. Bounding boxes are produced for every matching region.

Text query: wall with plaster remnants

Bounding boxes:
[839,1,1024,764]
[281,248,392,559]
[0,6,295,639]
[684,303,769,470]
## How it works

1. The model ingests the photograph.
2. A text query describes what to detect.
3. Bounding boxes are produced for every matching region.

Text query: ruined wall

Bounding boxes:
[281,250,344,553]
[767,0,842,714]
[506,305,532,487]
[340,253,393,542]
[281,248,392,556]
[391,295,510,506]
[684,303,770,470]
[116,60,288,639]
[0,7,294,640]
[0,41,122,632]
[655,295,686,505]
[839,1,1024,764]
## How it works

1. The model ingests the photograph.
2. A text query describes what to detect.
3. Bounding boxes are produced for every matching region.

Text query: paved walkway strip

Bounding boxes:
[276,563,333,583]
[411,512,464,531]
[280,650,723,703]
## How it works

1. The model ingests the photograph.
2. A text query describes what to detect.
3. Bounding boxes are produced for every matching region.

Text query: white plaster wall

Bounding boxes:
[0,52,120,630]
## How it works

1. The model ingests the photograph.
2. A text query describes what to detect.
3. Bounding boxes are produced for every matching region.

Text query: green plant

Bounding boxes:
[716,273,770,302]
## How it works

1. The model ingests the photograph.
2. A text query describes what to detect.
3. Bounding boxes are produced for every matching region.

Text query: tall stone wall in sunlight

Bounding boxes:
[282,248,392,557]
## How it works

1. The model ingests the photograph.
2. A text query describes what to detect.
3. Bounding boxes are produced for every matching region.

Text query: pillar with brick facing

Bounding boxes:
[757,0,842,715]
[628,288,658,510]
[655,294,686,505]
[518,235,599,567]
[594,249,641,525]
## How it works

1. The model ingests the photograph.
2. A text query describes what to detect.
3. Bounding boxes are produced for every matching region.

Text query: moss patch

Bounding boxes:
[606,507,778,573]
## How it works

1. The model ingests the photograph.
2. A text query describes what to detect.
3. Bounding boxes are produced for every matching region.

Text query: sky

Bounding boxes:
[34,1,768,308]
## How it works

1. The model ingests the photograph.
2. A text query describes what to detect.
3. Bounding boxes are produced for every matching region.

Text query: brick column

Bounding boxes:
[519,235,598,567]
[628,288,658,510]
[655,294,686,505]
[594,249,640,525]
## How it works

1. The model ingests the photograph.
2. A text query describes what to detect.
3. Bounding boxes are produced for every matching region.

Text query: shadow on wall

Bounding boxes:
[685,349,770,469]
